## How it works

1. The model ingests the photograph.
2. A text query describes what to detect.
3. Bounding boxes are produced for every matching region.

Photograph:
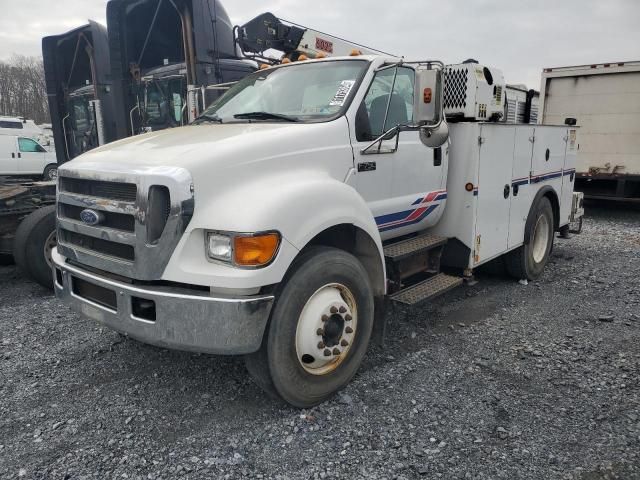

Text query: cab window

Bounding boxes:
[18,137,46,153]
[356,66,415,142]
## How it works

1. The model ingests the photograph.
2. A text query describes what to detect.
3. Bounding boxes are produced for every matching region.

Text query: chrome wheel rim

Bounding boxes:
[532,215,550,264]
[295,283,357,376]
[44,230,57,269]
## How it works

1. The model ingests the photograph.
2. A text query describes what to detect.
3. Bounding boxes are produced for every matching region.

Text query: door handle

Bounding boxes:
[11,153,15,158]
[503,184,511,199]
[513,184,519,197]
[18,153,21,159]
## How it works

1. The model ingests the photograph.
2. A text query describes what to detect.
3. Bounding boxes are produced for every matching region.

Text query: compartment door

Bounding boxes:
[474,126,515,264]
[508,126,535,249]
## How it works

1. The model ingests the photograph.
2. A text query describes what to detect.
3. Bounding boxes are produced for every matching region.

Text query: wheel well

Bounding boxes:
[543,190,560,230]
[300,224,385,297]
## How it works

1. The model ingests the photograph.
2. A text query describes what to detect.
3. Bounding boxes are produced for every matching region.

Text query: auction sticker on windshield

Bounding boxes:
[329,80,356,106]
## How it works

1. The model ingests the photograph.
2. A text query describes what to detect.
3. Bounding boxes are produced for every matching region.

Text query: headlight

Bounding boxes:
[207,233,233,262]
[206,231,281,268]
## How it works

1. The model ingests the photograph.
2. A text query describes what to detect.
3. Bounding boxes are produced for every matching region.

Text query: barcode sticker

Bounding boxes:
[329,80,356,106]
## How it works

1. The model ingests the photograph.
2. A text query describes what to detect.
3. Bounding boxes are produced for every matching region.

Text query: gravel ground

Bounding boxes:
[1,205,639,480]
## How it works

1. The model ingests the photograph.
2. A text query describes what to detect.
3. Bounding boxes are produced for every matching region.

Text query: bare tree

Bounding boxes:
[0,55,50,124]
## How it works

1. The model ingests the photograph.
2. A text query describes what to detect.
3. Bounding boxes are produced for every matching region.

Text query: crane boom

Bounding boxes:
[238,12,395,61]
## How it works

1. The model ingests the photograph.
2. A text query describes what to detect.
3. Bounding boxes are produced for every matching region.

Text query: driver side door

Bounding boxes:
[349,66,447,240]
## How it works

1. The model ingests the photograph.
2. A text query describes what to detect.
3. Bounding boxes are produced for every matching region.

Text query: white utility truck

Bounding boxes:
[540,61,640,203]
[53,54,582,407]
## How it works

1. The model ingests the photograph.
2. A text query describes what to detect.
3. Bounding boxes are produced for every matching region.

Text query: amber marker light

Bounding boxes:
[298,54,309,61]
[234,233,281,267]
[349,49,362,56]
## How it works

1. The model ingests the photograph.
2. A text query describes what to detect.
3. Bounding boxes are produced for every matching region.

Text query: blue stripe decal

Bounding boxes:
[379,205,439,233]
[375,209,415,226]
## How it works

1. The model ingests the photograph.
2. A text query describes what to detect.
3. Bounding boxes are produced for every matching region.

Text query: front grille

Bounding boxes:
[59,177,137,202]
[56,168,193,280]
[60,230,135,261]
[59,203,135,232]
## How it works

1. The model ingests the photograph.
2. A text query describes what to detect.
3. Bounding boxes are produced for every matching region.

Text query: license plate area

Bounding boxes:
[72,277,118,312]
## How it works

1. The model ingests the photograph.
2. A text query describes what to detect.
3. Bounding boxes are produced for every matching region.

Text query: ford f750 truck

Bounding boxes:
[52,54,583,407]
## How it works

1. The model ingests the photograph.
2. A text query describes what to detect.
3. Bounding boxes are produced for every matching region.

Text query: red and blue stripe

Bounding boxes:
[376,190,447,232]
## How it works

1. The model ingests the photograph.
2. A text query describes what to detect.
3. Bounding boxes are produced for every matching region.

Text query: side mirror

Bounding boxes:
[415,68,439,125]
[419,122,449,148]
[415,67,449,148]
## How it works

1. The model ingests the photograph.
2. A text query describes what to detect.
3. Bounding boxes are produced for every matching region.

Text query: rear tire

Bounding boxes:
[13,205,57,290]
[505,197,554,281]
[245,247,374,408]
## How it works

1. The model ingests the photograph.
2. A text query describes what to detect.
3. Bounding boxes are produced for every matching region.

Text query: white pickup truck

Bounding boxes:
[53,55,582,407]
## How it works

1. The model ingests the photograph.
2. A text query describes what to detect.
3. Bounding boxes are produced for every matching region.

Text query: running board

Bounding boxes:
[384,233,449,262]
[389,273,463,306]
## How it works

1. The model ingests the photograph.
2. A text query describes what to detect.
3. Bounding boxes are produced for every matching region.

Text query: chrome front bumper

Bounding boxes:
[52,250,274,355]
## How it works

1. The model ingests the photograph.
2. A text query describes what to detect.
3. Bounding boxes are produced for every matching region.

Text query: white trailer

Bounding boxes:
[539,61,640,203]
[52,54,582,408]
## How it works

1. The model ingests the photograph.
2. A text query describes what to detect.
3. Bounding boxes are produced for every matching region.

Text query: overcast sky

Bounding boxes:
[1,0,638,88]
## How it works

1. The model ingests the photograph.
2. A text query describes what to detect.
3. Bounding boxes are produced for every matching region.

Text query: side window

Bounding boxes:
[18,137,45,153]
[0,121,23,129]
[356,66,415,142]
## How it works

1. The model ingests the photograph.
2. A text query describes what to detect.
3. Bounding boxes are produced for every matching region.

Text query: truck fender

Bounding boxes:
[524,186,560,245]
[178,172,386,294]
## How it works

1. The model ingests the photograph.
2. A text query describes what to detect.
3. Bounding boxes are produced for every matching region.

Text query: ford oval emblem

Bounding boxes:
[80,209,102,226]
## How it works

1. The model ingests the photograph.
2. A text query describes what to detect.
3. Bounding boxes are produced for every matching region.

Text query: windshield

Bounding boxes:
[200,60,369,123]
[141,77,186,128]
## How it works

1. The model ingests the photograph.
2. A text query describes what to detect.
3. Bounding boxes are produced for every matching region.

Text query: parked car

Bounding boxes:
[0,135,58,180]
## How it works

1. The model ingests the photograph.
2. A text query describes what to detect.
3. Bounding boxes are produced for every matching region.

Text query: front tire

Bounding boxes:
[43,164,58,181]
[245,247,374,408]
[505,197,554,281]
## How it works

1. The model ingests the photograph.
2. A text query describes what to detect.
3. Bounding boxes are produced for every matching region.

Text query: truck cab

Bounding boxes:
[53,55,580,407]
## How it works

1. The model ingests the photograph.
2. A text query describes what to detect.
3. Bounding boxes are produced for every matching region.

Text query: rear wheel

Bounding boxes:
[505,197,554,281]
[245,247,374,408]
[13,205,57,290]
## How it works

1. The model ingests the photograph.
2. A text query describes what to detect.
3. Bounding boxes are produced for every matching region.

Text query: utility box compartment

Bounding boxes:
[433,123,577,270]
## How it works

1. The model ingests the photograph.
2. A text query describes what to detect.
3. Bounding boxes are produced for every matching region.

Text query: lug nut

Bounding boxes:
[321,315,329,322]
[345,326,354,334]
[318,341,325,349]
[339,306,347,314]
[324,349,332,357]
[330,306,338,314]
[345,314,353,322]
[316,328,324,336]
[341,339,349,347]
[332,348,341,356]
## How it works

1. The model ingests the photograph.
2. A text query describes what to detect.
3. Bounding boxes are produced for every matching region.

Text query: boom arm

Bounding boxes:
[237,12,393,61]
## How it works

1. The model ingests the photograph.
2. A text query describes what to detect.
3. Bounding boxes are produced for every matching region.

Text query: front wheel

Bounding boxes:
[43,164,58,181]
[505,197,554,281]
[245,247,374,408]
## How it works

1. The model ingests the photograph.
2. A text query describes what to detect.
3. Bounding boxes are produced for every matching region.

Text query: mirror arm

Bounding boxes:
[360,125,402,155]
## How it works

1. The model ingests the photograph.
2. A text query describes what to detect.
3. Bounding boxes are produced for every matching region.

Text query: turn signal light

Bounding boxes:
[234,233,280,267]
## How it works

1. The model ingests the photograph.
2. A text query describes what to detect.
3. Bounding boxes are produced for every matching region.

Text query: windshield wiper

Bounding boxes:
[234,111,299,122]
[193,114,223,124]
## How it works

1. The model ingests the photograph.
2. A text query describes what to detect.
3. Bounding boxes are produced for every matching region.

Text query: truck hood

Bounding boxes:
[66,121,346,171]
[58,119,355,209]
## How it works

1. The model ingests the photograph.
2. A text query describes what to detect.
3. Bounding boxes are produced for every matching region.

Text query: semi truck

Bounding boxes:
[539,61,640,203]
[52,52,583,407]
[107,0,255,136]
[42,21,116,164]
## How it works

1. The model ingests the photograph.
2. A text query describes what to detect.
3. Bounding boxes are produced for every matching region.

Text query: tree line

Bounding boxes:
[0,55,50,124]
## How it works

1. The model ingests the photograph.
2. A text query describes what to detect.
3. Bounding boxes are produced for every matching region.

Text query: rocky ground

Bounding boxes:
[1,205,639,480]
